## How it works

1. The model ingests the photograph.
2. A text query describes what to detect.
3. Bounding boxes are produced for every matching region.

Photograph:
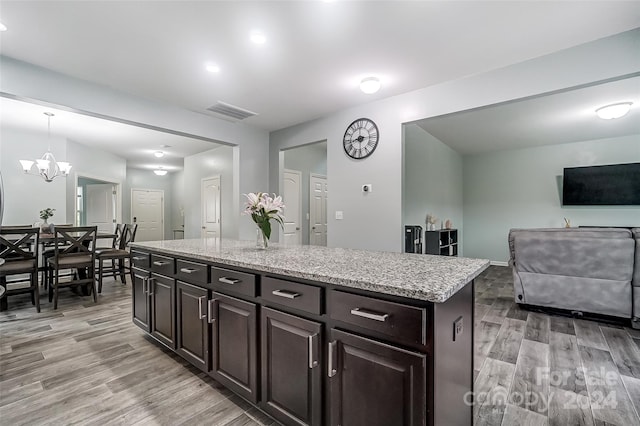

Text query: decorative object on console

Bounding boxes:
[425,213,438,231]
[244,192,285,249]
[564,217,571,228]
[445,219,452,229]
[39,207,55,233]
[19,113,72,182]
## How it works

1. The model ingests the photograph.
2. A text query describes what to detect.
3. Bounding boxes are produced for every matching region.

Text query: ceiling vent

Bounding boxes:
[205,101,258,121]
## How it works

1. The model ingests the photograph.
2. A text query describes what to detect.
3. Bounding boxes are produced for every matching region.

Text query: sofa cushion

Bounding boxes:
[515,235,634,282]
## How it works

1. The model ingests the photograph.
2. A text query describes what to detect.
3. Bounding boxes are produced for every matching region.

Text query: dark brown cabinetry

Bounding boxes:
[132,268,150,332]
[150,273,176,349]
[425,229,458,256]
[261,307,322,426]
[210,292,258,403]
[328,329,426,426]
[176,281,209,372]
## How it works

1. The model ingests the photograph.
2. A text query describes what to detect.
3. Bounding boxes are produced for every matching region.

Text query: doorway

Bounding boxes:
[76,175,120,229]
[131,189,164,242]
[201,176,221,238]
[283,169,302,245]
[309,174,327,246]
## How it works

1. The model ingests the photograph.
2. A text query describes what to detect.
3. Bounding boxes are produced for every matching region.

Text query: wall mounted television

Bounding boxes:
[562,163,640,206]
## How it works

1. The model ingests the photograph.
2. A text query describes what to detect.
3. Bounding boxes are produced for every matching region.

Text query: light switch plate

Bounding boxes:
[335,211,343,220]
[453,316,463,341]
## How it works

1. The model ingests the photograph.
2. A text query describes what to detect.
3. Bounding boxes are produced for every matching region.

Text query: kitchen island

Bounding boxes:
[129,238,489,426]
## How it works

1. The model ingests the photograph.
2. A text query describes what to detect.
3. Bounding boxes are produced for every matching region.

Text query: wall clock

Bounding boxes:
[343,118,379,159]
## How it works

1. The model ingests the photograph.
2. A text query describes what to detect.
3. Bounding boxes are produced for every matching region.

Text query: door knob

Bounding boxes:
[296,227,300,231]
[202,226,206,229]
[312,226,316,230]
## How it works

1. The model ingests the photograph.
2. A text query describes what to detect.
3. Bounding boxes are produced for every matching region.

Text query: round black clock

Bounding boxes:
[343,118,379,159]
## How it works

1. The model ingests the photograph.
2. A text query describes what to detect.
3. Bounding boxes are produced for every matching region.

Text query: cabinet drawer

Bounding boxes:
[261,277,322,315]
[176,259,208,285]
[211,266,256,298]
[131,251,150,270]
[328,290,426,346]
[151,254,174,276]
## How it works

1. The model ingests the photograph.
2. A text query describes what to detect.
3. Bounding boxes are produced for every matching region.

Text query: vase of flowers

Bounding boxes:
[244,192,285,249]
[39,208,55,233]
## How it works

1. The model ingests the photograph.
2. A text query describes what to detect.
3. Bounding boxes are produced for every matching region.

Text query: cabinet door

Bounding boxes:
[328,329,426,426]
[261,307,322,426]
[150,273,176,349]
[211,292,258,403]
[176,281,209,372]
[132,269,150,332]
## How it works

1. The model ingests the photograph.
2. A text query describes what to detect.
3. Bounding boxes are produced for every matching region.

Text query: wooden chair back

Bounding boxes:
[120,224,138,249]
[0,227,39,261]
[52,226,97,260]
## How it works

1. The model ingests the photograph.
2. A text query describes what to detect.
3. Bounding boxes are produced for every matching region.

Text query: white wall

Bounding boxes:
[171,170,185,236]
[269,29,640,253]
[403,124,463,253]
[0,128,67,225]
[463,134,640,263]
[123,167,176,239]
[283,142,327,245]
[183,145,235,239]
[0,56,270,240]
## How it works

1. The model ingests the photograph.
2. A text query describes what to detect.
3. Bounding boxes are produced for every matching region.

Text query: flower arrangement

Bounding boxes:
[40,208,55,221]
[426,213,437,231]
[244,192,285,248]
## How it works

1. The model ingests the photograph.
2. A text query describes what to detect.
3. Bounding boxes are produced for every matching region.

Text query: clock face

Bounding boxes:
[343,118,379,159]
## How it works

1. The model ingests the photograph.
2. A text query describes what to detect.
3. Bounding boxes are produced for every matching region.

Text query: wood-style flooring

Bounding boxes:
[2,266,640,425]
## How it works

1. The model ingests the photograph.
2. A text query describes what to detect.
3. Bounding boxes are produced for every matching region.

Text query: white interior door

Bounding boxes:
[86,184,116,234]
[309,175,327,246]
[201,176,221,238]
[131,189,164,242]
[283,170,302,245]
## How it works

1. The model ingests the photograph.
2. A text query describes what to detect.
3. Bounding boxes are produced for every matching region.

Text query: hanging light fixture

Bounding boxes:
[153,167,168,176]
[19,112,72,182]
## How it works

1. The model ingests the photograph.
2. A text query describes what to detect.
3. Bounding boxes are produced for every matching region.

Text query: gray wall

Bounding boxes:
[269,29,640,253]
[184,145,235,239]
[403,124,463,254]
[123,167,176,240]
[463,134,640,262]
[283,141,327,245]
[171,170,185,237]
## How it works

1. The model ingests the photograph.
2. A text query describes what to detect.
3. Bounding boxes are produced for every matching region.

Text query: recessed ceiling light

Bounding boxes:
[154,151,165,158]
[250,30,266,45]
[0,23,7,32]
[595,102,633,120]
[360,77,381,94]
[205,63,220,73]
[154,167,168,176]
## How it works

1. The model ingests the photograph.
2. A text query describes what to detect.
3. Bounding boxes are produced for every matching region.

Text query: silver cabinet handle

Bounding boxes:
[207,298,218,323]
[148,278,155,296]
[218,277,240,285]
[198,296,206,320]
[272,289,300,299]
[133,256,146,261]
[153,260,170,266]
[308,334,318,369]
[328,340,337,377]
[350,307,389,322]
[139,276,147,294]
[180,267,197,274]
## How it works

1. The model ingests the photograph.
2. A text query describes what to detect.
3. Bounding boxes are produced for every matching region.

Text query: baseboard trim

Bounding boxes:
[490,261,509,267]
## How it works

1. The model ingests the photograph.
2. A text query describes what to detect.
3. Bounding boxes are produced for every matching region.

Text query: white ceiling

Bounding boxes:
[0,97,222,171]
[0,1,639,131]
[414,76,640,155]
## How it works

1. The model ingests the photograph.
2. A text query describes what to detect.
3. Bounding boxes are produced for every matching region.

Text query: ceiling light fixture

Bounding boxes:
[250,30,266,45]
[0,23,7,32]
[595,102,633,120]
[153,167,168,176]
[205,63,220,73]
[19,112,72,182]
[154,151,165,158]
[360,77,381,94]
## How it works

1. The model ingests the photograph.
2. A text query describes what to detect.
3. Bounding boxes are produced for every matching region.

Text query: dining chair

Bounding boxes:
[95,223,138,293]
[42,224,74,289]
[0,227,40,312]
[47,226,97,309]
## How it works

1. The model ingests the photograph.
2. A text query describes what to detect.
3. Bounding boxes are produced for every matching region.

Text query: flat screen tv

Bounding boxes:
[562,163,640,206]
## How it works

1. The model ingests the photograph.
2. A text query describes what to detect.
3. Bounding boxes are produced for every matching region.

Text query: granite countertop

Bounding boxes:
[130,239,490,303]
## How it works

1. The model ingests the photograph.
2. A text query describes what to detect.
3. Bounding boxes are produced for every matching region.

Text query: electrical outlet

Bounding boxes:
[453,316,463,341]
[335,211,343,220]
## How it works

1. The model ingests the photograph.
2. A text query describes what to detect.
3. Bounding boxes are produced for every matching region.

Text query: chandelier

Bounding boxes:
[19,112,72,182]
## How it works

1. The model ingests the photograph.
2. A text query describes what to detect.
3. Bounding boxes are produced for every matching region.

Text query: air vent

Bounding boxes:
[206,101,258,121]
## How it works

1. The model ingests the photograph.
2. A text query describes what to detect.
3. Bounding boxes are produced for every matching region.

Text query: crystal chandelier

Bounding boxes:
[19,112,72,182]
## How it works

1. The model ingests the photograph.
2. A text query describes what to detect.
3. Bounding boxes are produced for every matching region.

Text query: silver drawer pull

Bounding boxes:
[308,334,318,369]
[350,307,390,322]
[133,256,146,261]
[218,277,240,285]
[198,296,206,319]
[153,261,170,266]
[180,267,197,274]
[328,340,337,377]
[272,289,300,299]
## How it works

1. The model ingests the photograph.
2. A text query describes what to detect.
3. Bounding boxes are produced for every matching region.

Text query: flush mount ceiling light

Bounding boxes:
[153,167,168,176]
[250,30,266,45]
[154,151,165,158]
[205,63,220,73]
[19,112,72,182]
[596,102,633,120]
[360,77,381,94]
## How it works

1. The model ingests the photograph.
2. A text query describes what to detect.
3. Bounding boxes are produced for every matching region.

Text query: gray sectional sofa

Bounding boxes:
[509,227,639,329]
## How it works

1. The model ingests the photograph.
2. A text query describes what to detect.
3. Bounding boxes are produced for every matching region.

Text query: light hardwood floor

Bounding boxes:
[2,267,640,425]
